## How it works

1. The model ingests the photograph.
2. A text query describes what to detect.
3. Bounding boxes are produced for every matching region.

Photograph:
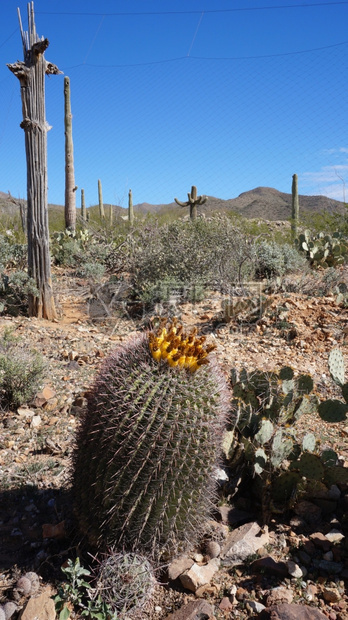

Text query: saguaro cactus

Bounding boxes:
[7,2,60,320]
[64,76,77,231]
[81,189,86,222]
[291,173,299,241]
[174,185,207,220]
[128,188,134,225]
[98,179,105,219]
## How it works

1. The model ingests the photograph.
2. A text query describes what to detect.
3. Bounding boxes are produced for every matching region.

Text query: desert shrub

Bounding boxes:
[127,216,256,303]
[75,262,106,282]
[0,329,45,408]
[0,233,27,270]
[139,275,207,305]
[254,240,307,279]
[0,269,39,316]
[51,232,83,267]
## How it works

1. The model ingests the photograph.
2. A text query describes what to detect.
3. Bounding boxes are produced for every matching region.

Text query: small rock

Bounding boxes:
[322,587,341,603]
[258,602,328,619]
[0,607,5,620]
[18,586,56,620]
[310,532,331,552]
[30,415,42,429]
[3,602,17,620]
[266,586,294,606]
[327,485,341,501]
[287,560,303,578]
[164,599,214,619]
[179,558,220,593]
[246,599,266,613]
[294,501,322,525]
[323,551,333,561]
[326,529,344,543]
[250,555,289,578]
[298,550,311,566]
[236,586,248,601]
[168,556,194,581]
[219,596,234,612]
[221,521,269,566]
[304,583,318,602]
[312,559,344,574]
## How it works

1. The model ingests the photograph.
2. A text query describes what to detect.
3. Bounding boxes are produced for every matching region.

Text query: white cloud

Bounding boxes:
[322,147,348,155]
[299,164,348,201]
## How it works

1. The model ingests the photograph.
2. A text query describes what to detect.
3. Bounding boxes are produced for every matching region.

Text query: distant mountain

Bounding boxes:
[134,187,346,221]
[0,187,345,222]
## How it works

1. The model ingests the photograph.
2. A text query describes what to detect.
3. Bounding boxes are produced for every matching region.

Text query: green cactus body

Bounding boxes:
[72,322,230,556]
[318,399,348,423]
[328,348,345,386]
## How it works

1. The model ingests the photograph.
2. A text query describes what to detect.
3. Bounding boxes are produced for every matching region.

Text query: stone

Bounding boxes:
[221,521,269,566]
[219,596,234,612]
[322,587,341,603]
[266,586,294,606]
[250,556,289,578]
[168,556,194,581]
[325,529,344,543]
[30,415,42,429]
[310,532,331,552]
[18,586,56,620]
[179,558,220,592]
[164,599,214,619]
[246,599,266,613]
[218,505,255,527]
[3,602,17,619]
[287,560,303,578]
[258,602,328,620]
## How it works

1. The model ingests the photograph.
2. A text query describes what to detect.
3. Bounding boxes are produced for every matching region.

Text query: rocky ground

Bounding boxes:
[0,267,347,620]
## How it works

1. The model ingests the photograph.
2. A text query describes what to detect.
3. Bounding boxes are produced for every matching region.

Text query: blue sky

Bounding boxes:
[1,0,348,208]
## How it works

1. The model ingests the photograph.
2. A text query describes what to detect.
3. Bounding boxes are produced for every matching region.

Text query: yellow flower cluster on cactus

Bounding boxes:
[148,318,216,372]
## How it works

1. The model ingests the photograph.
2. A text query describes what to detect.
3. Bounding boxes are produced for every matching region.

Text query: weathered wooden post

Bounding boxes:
[64,76,77,230]
[174,185,207,220]
[291,173,299,241]
[7,2,60,320]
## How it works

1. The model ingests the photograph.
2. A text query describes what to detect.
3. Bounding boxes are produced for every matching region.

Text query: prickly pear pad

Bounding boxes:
[72,329,230,557]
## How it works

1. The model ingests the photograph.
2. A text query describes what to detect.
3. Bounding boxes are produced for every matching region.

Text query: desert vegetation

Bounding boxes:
[0,198,347,619]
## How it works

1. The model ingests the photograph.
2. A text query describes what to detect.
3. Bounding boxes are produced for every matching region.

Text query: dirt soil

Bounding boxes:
[0,267,347,619]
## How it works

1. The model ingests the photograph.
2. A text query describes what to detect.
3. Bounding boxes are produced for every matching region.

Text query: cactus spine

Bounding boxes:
[64,76,77,231]
[98,179,105,219]
[291,173,299,241]
[128,188,134,225]
[72,319,230,557]
[174,185,207,220]
[81,189,86,222]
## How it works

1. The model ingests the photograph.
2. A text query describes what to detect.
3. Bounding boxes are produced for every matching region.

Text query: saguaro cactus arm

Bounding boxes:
[174,186,207,219]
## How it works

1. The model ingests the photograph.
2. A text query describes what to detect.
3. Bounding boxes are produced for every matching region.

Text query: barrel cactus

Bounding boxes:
[72,318,230,557]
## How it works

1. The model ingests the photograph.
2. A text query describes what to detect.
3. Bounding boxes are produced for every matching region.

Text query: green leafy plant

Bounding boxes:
[54,558,113,620]
[0,328,45,408]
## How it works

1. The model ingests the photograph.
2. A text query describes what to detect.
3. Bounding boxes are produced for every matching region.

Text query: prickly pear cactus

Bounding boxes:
[72,319,230,557]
